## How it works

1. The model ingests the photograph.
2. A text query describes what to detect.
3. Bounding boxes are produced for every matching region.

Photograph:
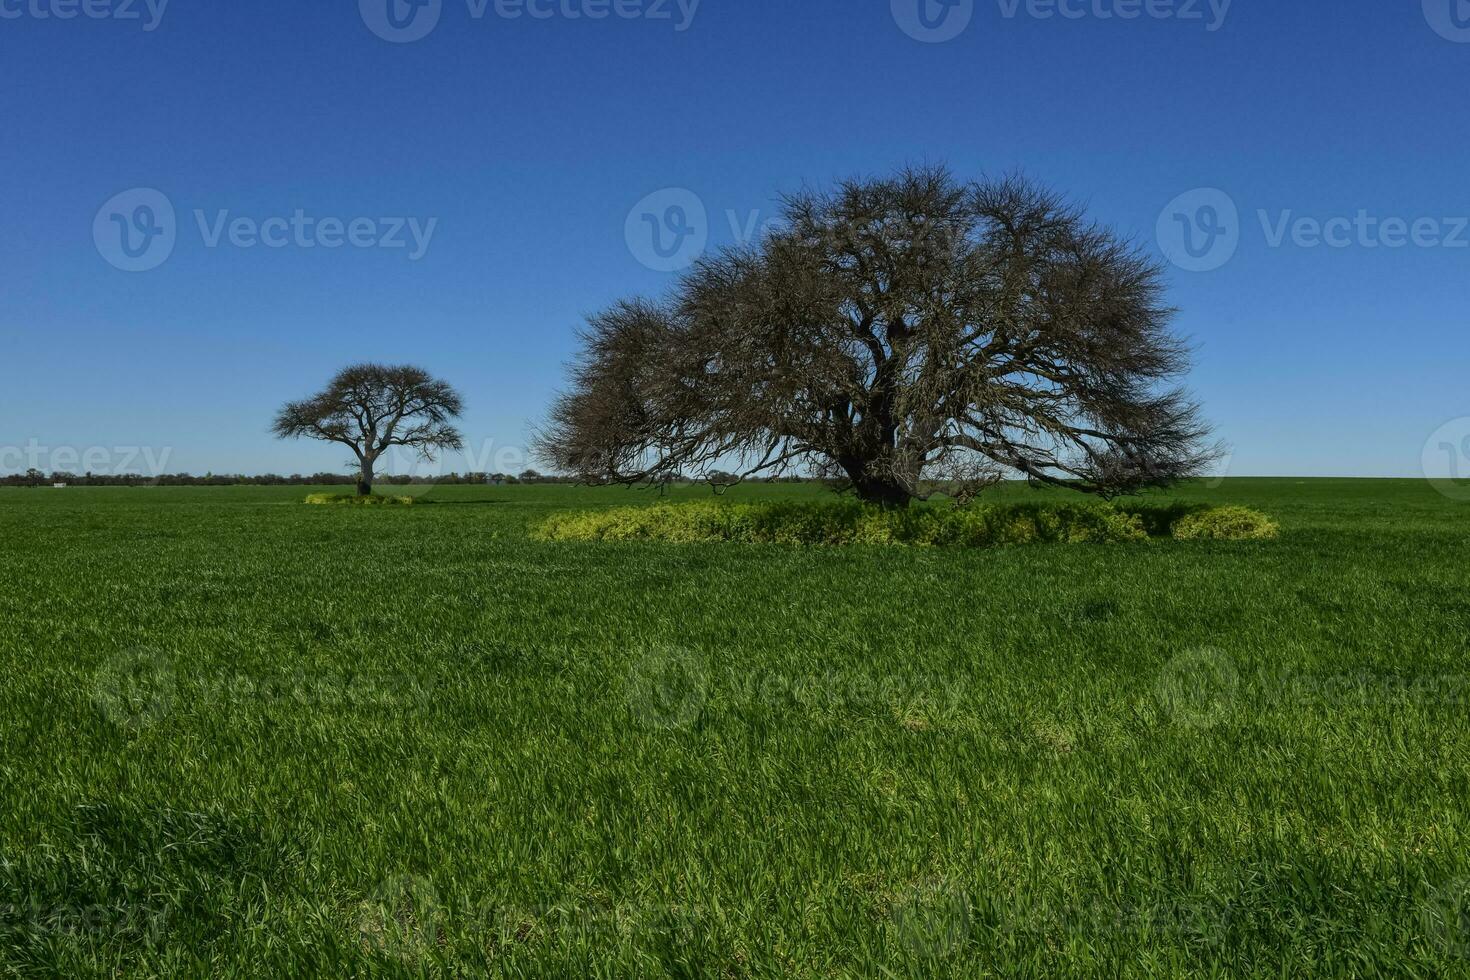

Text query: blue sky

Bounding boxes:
[3,0,1467,479]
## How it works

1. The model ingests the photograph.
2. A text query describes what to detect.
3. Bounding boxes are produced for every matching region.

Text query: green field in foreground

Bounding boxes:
[1,479,1468,977]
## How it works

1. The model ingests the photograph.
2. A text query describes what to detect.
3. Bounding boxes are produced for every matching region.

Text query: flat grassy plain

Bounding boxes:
[1,479,1468,978]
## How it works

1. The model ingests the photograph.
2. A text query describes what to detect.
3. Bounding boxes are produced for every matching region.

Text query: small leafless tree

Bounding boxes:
[537,167,1218,507]
[272,363,464,496]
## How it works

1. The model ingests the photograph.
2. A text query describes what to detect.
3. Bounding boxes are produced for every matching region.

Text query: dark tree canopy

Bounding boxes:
[537,167,1218,507]
[272,363,464,496]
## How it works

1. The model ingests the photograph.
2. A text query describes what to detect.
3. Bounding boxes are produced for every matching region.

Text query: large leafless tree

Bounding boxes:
[538,167,1218,507]
[272,363,464,496]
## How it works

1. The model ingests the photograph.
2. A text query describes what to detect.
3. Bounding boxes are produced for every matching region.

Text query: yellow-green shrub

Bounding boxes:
[304,493,414,507]
[530,499,1232,549]
[1171,505,1280,541]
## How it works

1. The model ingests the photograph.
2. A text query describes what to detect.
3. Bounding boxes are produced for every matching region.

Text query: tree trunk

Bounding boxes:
[852,477,913,509]
[357,458,375,497]
[845,461,912,508]
[841,444,916,509]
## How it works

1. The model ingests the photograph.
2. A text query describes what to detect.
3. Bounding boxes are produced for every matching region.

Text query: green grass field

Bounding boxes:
[2,479,1467,977]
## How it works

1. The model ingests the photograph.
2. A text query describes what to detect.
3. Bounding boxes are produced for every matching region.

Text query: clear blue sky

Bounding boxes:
[3,0,1467,478]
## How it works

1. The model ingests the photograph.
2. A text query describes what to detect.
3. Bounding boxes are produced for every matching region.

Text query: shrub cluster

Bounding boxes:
[304,493,415,507]
[533,500,1280,548]
[1169,504,1280,541]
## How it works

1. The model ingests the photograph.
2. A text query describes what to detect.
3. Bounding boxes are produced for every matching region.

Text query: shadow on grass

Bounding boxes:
[415,499,509,507]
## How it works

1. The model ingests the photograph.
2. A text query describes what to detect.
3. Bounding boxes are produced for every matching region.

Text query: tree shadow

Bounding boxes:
[416,498,508,507]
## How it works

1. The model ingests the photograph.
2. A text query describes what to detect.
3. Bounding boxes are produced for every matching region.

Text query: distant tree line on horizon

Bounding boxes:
[1,469,551,488]
[0,468,816,489]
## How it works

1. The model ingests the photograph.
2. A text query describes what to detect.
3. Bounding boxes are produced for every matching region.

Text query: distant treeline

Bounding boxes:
[0,469,815,488]
[1,470,559,488]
